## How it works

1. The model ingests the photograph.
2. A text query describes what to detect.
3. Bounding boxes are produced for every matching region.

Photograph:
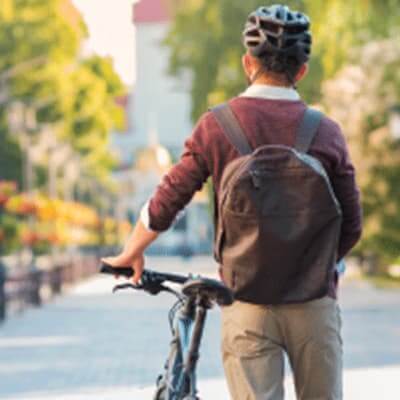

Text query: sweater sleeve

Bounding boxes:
[144,114,212,232]
[328,123,363,260]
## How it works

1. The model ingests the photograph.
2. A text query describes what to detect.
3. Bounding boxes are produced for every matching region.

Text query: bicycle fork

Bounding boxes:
[176,298,209,399]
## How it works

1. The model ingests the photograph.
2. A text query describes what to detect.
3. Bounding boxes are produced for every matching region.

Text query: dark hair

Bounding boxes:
[258,50,303,84]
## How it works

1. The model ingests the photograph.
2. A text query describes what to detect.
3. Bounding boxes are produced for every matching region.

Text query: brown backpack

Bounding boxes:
[211,104,342,305]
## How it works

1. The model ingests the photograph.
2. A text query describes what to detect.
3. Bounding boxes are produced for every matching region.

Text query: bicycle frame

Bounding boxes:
[155,296,209,400]
[100,264,232,400]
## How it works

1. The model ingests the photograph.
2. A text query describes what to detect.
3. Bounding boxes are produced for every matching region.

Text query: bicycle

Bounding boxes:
[100,263,233,400]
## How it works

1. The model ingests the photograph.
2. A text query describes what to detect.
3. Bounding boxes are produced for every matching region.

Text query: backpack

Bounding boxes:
[211,103,343,305]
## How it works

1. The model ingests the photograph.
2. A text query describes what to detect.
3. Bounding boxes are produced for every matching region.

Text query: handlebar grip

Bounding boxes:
[100,262,134,278]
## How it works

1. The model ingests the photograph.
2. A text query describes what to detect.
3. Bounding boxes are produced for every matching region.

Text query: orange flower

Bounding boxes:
[21,231,40,246]
[5,194,37,216]
[0,181,17,207]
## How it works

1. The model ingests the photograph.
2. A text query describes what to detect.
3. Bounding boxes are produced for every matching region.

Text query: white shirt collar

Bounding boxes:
[240,84,300,101]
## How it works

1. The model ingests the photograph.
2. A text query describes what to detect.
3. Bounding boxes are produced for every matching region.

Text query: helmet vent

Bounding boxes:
[269,36,278,47]
[286,39,297,47]
[260,21,281,34]
[246,29,260,38]
[286,26,307,34]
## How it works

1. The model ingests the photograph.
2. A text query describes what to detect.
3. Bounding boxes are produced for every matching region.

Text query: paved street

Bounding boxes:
[1,256,400,399]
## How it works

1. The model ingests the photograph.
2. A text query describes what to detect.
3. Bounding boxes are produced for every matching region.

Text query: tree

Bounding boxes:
[0,108,22,183]
[0,0,86,103]
[0,0,125,189]
[59,56,125,182]
[306,0,400,78]
[322,38,400,268]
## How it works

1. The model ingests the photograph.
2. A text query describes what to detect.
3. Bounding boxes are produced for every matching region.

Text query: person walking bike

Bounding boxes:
[103,4,362,399]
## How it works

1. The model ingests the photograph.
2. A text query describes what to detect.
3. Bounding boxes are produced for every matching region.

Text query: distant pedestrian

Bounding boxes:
[103,4,362,399]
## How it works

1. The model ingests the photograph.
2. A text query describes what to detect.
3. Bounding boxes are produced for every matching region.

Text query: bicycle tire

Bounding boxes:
[153,385,166,400]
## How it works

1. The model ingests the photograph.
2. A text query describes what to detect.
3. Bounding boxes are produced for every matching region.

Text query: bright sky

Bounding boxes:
[72,0,136,86]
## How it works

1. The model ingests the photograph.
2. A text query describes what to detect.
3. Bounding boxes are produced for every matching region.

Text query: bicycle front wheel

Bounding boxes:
[153,385,166,400]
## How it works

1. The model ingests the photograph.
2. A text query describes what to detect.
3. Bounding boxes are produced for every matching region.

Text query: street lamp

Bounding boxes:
[389,105,400,140]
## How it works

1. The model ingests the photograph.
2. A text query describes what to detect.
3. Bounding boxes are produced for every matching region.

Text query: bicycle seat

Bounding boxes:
[182,278,234,306]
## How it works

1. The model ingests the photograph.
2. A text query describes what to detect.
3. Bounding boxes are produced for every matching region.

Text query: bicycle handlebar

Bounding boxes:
[100,262,234,306]
[100,263,134,278]
[100,262,189,296]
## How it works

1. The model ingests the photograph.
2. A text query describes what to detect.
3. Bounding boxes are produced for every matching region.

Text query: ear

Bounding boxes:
[242,53,253,75]
[295,63,309,82]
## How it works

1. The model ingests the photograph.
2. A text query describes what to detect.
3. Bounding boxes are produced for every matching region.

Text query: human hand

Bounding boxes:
[101,252,145,284]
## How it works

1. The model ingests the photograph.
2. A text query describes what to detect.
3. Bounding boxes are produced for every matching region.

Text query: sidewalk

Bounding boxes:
[1,256,399,399]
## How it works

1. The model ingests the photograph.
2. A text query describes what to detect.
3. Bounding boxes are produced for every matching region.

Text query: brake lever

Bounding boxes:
[112,283,142,293]
[112,281,184,300]
[112,280,167,296]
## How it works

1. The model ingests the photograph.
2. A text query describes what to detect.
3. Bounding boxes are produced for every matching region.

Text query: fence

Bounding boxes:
[0,252,100,323]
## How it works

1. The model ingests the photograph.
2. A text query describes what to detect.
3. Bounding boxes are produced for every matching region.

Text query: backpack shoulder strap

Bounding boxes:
[295,108,324,153]
[211,103,253,156]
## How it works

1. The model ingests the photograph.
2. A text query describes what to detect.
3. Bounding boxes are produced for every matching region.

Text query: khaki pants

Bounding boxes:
[221,296,343,400]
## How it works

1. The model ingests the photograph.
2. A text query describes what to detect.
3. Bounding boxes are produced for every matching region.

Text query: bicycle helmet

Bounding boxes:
[243,5,312,81]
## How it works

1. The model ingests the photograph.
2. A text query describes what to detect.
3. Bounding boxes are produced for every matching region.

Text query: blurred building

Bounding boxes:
[131,0,192,156]
[110,0,212,255]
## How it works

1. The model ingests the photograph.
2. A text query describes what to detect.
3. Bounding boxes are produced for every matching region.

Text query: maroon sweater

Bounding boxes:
[147,98,362,280]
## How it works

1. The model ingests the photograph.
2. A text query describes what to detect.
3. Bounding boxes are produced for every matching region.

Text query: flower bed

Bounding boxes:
[0,181,17,207]
[0,181,131,253]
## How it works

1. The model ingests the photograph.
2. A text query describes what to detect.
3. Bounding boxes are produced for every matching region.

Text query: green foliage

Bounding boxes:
[306,0,400,77]
[0,0,125,189]
[0,115,22,184]
[0,212,19,254]
[61,56,124,181]
[322,37,400,269]
[358,58,400,267]
[0,0,86,103]
[362,166,398,258]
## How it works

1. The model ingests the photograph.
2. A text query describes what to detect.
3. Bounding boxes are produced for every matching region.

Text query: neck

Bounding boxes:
[248,68,295,88]
[253,76,293,88]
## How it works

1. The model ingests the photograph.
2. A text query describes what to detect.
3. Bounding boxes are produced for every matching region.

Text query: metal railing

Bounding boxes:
[0,252,100,323]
